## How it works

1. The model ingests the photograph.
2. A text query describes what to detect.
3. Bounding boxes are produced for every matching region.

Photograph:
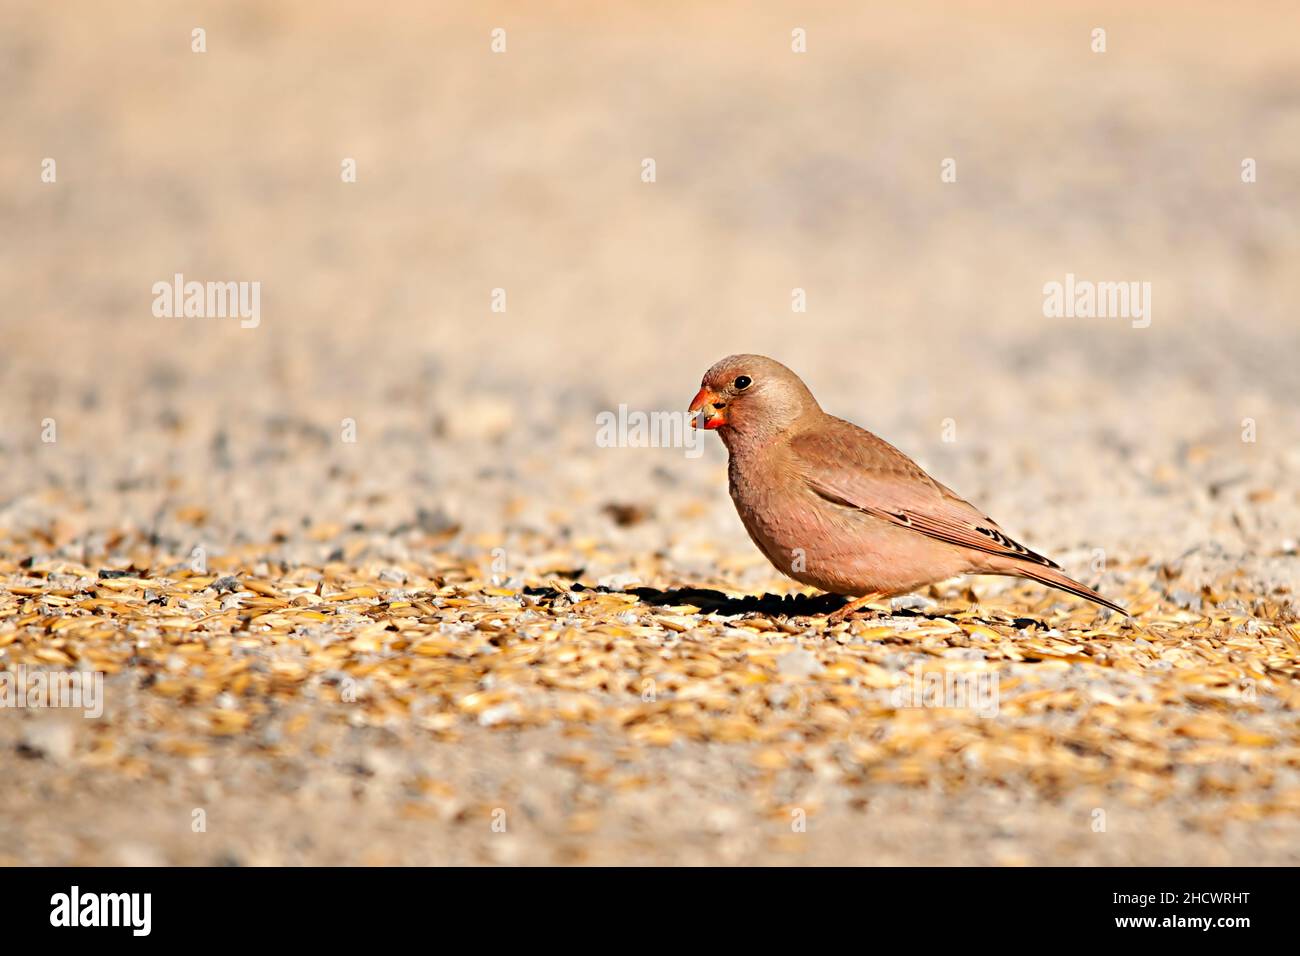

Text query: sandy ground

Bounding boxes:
[1,1,1298,865]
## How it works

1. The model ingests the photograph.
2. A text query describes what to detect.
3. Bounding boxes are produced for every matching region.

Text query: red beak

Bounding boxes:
[689,386,726,429]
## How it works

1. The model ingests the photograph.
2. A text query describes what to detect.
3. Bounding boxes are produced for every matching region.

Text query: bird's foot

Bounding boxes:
[827,593,888,624]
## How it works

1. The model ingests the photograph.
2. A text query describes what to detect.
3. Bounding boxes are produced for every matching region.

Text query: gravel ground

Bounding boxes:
[1,1,1298,865]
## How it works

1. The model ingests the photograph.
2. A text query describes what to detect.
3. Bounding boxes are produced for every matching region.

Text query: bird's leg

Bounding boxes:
[827,592,888,624]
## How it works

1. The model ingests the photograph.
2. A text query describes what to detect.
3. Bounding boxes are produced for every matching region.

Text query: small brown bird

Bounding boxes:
[689,354,1127,621]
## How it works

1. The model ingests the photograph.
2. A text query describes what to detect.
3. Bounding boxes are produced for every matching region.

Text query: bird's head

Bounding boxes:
[689,354,820,443]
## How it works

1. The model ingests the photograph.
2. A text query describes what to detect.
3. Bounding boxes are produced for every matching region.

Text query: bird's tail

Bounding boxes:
[1012,564,1130,617]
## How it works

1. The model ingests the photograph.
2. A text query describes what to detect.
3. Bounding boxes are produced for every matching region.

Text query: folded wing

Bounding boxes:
[790,418,1060,570]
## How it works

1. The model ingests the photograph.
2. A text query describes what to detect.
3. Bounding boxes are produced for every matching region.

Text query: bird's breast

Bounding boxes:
[726,449,829,575]
[725,445,964,596]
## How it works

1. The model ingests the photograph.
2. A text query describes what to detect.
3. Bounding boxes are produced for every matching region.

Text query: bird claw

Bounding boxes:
[827,595,887,624]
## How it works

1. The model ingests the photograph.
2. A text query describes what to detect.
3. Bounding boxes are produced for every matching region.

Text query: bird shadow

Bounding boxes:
[621,585,847,617]
[526,583,1046,629]
[524,582,839,616]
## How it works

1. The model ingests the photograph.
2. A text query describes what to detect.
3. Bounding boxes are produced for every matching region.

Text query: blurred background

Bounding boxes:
[2,0,1297,562]
[1,1,1297,864]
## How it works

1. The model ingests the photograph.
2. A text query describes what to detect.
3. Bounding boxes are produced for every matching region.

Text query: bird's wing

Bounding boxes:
[788,417,1060,570]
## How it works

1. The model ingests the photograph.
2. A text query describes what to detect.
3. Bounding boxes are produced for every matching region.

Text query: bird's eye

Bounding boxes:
[733,375,752,391]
